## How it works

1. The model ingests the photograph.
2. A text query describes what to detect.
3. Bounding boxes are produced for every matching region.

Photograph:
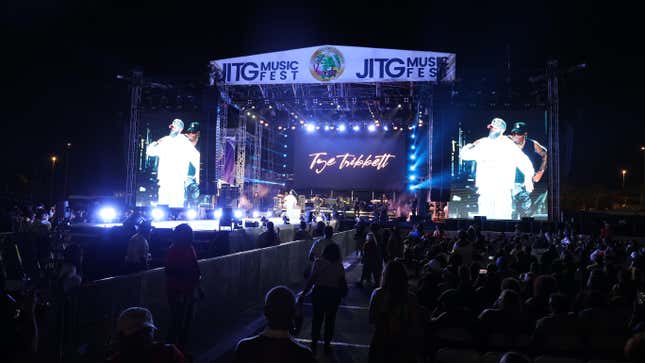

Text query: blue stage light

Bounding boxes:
[409,185,416,191]
[410,165,416,171]
[214,208,223,219]
[352,125,360,132]
[151,207,165,221]
[337,124,347,132]
[411,134,416,139]
[409,175,417,181]
[252,210,260,219]
[324,125,330,131]
[410,154,416,160]
[98,207,117,222]
[186,209,198,220]
[383,126,389,131]
[367,124,376,132]
[234,209,244,219]
[305,123,315,132]
[411,145,416,150]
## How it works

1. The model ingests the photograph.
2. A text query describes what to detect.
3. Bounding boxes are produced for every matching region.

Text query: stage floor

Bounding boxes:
[85,217,287,232]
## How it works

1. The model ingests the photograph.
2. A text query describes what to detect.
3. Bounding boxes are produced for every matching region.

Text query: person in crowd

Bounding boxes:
[293,221,312,241]
[32,208,52,271]
[479,289,531,339]
[354,218,367,256]
[1,263,39,363]
[106,307,185,363]
[524,274,558,323]
[308,225,334,261]
[312,221,326,238]
[386,227,404,261]
[531,293,581,351]
[429,288,478,335]
[625,332,645,363]
[368,260,422,363]
[234,286,315,363]
[298,243,348,355]
[165,223,200,350]
[257,221,281,248]
[358,233,382,287]
[125,221,152,273]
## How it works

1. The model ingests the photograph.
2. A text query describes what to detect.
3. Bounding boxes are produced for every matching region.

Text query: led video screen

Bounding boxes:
[293,132,406,190]
[447,110,548,220]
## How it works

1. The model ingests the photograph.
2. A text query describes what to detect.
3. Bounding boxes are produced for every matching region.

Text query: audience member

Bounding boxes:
[368,260,422,363]
[165,223,200,350]
[358,233,382,287]
[107,307,185,363]
[298,243,348,355]
[293,221,312,242]
[234,286,315,363]
[125,221,152,273]
[308,225,334,261]
[257,221,281,248]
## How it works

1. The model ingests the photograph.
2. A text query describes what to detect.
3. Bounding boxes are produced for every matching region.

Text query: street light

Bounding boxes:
[50,155,58,204]
[621,169,627,189]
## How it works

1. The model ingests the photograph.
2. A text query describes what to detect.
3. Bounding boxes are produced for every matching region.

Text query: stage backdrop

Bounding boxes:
[210,45,456,85]
[293,132,406,190]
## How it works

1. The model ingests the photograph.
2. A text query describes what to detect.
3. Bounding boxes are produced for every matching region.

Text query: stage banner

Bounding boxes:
[210,45,456,85]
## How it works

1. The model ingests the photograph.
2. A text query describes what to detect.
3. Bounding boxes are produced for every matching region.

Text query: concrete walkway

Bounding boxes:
[199,254,375,363]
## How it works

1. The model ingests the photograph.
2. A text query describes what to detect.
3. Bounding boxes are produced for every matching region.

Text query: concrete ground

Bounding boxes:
[197,254,375,363]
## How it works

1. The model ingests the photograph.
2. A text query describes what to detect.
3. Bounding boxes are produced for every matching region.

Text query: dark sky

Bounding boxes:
[3,1,642,199]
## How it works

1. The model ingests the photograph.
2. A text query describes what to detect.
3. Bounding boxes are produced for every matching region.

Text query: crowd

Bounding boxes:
[3,201,645,362]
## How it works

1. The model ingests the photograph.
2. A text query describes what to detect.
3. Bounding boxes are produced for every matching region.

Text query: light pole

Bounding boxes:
[50,155,57,205]
[621,169,627,190]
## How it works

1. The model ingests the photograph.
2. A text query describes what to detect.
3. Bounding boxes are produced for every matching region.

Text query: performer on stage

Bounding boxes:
[460,118,535,220]
[509,122,548,218]
[283,190,300,223]
[146,119,200,208]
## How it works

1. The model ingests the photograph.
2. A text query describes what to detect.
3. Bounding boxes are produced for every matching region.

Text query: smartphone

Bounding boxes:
[479,269,488,275]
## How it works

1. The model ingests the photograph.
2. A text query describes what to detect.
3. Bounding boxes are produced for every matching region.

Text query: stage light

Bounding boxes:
[151,207,165,221]
[337,124,346,132]
[284,144,287,148]
[283,153,287,157]
[393,126,398,130]
[98,207,117,223]
[383,126,389,131]
[299,120,305,125]
[234,209,244,219]
[410,154,416,160]
[316,126,320,130]
[397,104,402,108]
[316,215,324,222]
[411,145,416,150]
[252,210,260,219]
[368,124,376,132]
[324,125,330,131]
[352,125,360,132]
[409,175,416,181]
[305,123,315,132]
[291,126,296,130]
[246,112,251,116]
[409,185,416,191]
[410,165,416,171]
[411,134,416,139]
[214,208,223,219]
[186,209,198,220]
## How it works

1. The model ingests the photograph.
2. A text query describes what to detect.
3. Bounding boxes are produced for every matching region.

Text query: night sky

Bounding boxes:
[4,2,642,201]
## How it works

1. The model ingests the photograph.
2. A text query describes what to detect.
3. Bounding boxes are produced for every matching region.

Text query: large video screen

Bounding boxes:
[447,110,548,220]
[293,132,406,190]
[136,112,203,208]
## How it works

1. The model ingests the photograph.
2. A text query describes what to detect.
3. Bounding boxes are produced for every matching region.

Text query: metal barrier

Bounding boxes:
[72,229,356,359]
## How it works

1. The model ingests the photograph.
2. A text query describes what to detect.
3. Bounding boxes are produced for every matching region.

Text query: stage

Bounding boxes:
[83,217,288,232]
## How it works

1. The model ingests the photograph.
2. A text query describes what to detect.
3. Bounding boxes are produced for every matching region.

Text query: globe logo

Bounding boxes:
[309,46,345,82]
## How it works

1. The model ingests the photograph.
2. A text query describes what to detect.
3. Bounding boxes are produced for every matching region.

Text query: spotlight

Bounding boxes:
[383,126,389,131]
[409,175,416,181]
[397,104,402,108]
[324,125,330,131]
[186,209,198,220]
[305,123,315,132]
[291,126,296,130]
[393,126,399,130]
[151,207,165,221]
[411,145,416,150]
[98,207,117,223]
[367,124,376,132]
[252,210,260,219]
[352,125,360,132]
[411,134,416,139]
[214,208,223,219]
[409,185,416,191]
[410,165,416,171]
[234,209,244,219]
[337,124,346,132]
[410,154,416,160]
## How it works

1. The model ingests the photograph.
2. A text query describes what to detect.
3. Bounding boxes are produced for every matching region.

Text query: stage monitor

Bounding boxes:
[292,130,406,190]
[446,110,548,221]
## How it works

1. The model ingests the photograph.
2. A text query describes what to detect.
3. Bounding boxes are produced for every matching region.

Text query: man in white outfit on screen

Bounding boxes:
[460,118,535,220]
[146,118,200,208]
